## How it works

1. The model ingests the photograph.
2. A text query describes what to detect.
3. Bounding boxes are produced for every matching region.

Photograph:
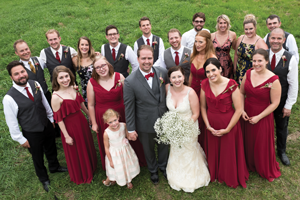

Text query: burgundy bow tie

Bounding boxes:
[145,72,154,80]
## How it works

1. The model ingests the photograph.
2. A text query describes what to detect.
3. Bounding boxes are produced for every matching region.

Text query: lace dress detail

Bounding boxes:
[166,85,210,192]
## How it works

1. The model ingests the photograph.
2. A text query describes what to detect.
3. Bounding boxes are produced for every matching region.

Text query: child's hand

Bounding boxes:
[110,161,114,169]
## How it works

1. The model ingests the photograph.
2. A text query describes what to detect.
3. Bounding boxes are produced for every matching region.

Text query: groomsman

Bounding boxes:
[264,15,299,63]
[181,12,210,49]
[101,25,139,77]
[14,39,51,103]
[154,28,191,82]
[134,17,165,63]
[267,28,298,166]
[124,45,169,184]
[40,29,77,81]
[3,61,67,192]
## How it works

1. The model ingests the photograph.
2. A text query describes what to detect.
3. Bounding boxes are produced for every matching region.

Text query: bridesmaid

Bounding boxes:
[234,14,268,84]
[200,58,249,188]
[188,30,217,152]
[87,56,147,170]
[51,66,97,184]
[211,14,237,78]
[240,49,281,181]
[72,36,95,106]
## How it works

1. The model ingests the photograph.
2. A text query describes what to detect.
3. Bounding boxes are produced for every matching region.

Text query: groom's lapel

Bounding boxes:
[152,67,163,102]
[136,69,156,99]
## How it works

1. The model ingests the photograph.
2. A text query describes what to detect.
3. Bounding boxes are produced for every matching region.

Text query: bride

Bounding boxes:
[165,66,210,192]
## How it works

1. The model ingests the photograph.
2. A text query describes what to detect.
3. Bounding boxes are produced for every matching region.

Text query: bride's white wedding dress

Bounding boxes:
[166,86,210,192]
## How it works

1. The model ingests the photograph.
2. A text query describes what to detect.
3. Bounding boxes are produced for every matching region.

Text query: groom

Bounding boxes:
[123,45,169,184]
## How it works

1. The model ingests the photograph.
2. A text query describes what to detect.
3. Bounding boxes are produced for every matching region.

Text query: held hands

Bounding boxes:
[242,111,250,121]
[21,140,30,148]
[65,136,74,145]
[282,108,291,118]
[92,124,99,133]
[249,115,261,124]
[128,131,138,141]
[52,122,56,128]
[207,126,228,137]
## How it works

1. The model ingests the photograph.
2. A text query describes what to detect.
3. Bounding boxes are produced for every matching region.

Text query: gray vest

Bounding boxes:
[266,32,290,51]
[137,35,160,63]
[164,47,191,82]
[44,46,76,81]
[267,50,292,103]
[24,57,48,93]
[6,80,48,132]
[104,43,130,77]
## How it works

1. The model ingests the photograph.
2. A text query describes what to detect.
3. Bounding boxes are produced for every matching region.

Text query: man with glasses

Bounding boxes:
[181,12,210,49]
[101,25,139,77]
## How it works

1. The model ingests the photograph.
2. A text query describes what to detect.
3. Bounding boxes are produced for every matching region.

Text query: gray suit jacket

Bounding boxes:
[123,66,168,133]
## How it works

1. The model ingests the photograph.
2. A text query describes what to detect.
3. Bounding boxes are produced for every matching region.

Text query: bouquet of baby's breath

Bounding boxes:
[154,111,200,147]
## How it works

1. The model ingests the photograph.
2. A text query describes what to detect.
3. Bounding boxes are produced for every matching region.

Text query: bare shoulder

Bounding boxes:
[229,30,237,38]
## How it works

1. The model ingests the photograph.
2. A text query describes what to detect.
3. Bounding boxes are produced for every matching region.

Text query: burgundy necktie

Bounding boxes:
[55,51,61,63]
[175,52,179,66]
[146,39,150,46]
[271,54,276,71]
[112,48,116,61]
[25,87,34,101]
[145,72,154,80]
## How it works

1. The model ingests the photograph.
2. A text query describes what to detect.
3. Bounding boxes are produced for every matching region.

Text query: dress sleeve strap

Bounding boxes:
[53,93,63,99]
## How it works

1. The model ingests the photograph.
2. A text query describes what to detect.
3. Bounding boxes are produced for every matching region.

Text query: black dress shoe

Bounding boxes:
[41,180,51,192]
[278,153,291,166]
[160,169,167,180]
[50,166,68,173]
[150,172,159,185]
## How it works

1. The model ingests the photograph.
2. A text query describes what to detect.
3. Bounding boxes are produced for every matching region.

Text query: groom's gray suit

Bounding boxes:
[123,66,169,173]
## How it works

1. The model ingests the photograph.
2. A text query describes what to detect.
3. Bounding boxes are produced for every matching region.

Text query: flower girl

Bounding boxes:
[102,109,140,189]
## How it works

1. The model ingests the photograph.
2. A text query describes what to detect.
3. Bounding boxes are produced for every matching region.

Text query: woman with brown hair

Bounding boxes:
[188,30,217,151]
[211,14,237,78]
[72,36,96,106]
[87,56,146,170]
[51,65,97,184]
[234,14,268,84]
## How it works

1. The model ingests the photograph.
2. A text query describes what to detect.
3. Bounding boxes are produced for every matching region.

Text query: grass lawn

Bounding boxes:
[0,0,299,199]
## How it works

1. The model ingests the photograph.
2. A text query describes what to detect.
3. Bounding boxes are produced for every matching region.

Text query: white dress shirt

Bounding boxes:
[3,81,54,145]
[269,48,298,110]
[133,33,165,61]
[101,42,139,72]
[139,67,154,89]
[39,45,77,63]
[181,28,210,50]
[154,46,184,68]
[264,33,299,63]
[20,57,46,71]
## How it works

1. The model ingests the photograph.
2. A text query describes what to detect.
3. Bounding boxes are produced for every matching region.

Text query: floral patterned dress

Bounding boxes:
[235,36,259,84]
[77,64,93,105]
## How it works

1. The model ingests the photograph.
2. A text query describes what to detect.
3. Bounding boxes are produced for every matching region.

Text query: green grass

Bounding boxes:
[0,0,300,199]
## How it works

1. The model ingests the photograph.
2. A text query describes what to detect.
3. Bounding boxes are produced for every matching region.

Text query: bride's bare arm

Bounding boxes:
[189,89,200,122]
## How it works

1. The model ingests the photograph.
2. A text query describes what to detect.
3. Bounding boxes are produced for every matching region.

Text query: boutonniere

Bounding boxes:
[115,80,122,89]
[159,73,165,87]
[282,55,287,67]
[63,47,69,58]
[33,60,39,71]
[34,82,40,94]
[260,82,273,89]
[152,38,158,50]
[182,53,189,61]
[222,84,236,94]
[118,53,124,61]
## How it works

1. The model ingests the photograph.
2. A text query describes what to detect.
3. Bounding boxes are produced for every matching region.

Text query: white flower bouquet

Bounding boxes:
[154,111,200,147]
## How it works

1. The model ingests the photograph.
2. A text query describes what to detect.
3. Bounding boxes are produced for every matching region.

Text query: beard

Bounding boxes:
[14,76,28,86]
[195,26,203,32]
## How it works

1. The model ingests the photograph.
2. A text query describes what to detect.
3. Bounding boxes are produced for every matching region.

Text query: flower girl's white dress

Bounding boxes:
[166,86,210,192]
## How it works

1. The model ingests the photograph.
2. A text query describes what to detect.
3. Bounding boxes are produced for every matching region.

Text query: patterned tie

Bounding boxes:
[146,39,150,46]
[271,54,276,71]
[28,61,36,74]
[25,87,34,101]
[145,72,154,80]
[112,48,116,61]
[55,51,61,63]
[175,52,179,66]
